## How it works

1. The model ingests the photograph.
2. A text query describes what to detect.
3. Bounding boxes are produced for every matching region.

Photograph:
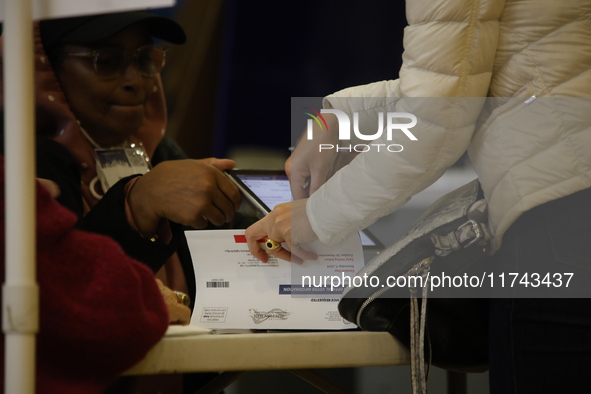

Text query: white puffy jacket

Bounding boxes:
[307,0,591,251]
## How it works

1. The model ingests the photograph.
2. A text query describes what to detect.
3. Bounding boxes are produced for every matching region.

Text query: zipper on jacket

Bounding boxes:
[524,95,536,105]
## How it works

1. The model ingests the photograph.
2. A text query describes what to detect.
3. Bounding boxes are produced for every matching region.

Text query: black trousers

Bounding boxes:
[488,187,591,393]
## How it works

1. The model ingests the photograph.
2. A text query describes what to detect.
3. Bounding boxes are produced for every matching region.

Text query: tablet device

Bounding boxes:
[224,169,384,253]
[224,169,289,217]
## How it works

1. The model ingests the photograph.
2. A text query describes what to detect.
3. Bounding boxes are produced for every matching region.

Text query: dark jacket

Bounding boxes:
[36,135,197,304]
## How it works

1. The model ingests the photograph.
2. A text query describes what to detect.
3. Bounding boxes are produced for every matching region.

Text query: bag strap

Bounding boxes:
[431,199,490,257]
[430,219,484,254]
[409,199,490,394]
[409,256,433,394]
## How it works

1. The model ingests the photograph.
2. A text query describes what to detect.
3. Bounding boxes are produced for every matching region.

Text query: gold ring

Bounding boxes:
[265,238,281,250]
[174,291,191,306]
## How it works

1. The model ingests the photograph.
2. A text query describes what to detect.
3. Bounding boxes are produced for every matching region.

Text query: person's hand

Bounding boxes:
[127,158,241,237]
[245,199,318,264]
[286,113,343,199]
[155,279,191,325]
[37,178,61,198]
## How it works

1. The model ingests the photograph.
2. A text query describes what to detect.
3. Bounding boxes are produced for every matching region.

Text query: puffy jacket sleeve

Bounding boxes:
[307,0,505,245]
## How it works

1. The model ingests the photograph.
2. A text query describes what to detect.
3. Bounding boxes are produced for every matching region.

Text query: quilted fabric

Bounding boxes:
[307,0,591,251]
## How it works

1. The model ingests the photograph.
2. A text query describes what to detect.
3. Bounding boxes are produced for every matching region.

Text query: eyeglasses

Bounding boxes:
[62,45,167,79]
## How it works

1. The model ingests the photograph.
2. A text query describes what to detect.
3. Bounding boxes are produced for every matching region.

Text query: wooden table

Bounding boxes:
[124,328,410,393]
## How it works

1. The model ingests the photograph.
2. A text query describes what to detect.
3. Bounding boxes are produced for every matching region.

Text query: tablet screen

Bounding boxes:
[228,170,383,251]
[235,173,291,212]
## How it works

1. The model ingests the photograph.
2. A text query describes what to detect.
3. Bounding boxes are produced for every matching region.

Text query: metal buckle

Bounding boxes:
[457,219,482,248]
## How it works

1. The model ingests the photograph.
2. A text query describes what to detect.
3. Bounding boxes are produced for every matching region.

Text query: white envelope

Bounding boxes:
[185,229,364,330]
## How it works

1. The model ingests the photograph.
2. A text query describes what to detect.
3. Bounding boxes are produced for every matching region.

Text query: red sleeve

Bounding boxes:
[0,156,169,393]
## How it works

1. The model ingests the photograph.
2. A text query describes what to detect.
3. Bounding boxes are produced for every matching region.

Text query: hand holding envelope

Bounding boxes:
[245,199,319,264]
[185,229,364,330]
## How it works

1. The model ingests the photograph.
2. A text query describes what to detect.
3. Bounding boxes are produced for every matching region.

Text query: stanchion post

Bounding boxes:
[2,0,39,393]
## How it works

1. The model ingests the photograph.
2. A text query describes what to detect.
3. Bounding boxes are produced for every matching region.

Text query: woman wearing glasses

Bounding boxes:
[0,11,234,392]
[6,11,244,308]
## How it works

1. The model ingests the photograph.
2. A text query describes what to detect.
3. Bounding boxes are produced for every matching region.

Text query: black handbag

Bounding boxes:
[338,179,491,392]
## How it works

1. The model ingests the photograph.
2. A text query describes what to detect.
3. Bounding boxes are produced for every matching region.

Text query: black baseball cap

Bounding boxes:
[40,11,186,53]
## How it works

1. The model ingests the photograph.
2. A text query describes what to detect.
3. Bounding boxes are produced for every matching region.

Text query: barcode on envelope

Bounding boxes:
[206,280,230,288]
